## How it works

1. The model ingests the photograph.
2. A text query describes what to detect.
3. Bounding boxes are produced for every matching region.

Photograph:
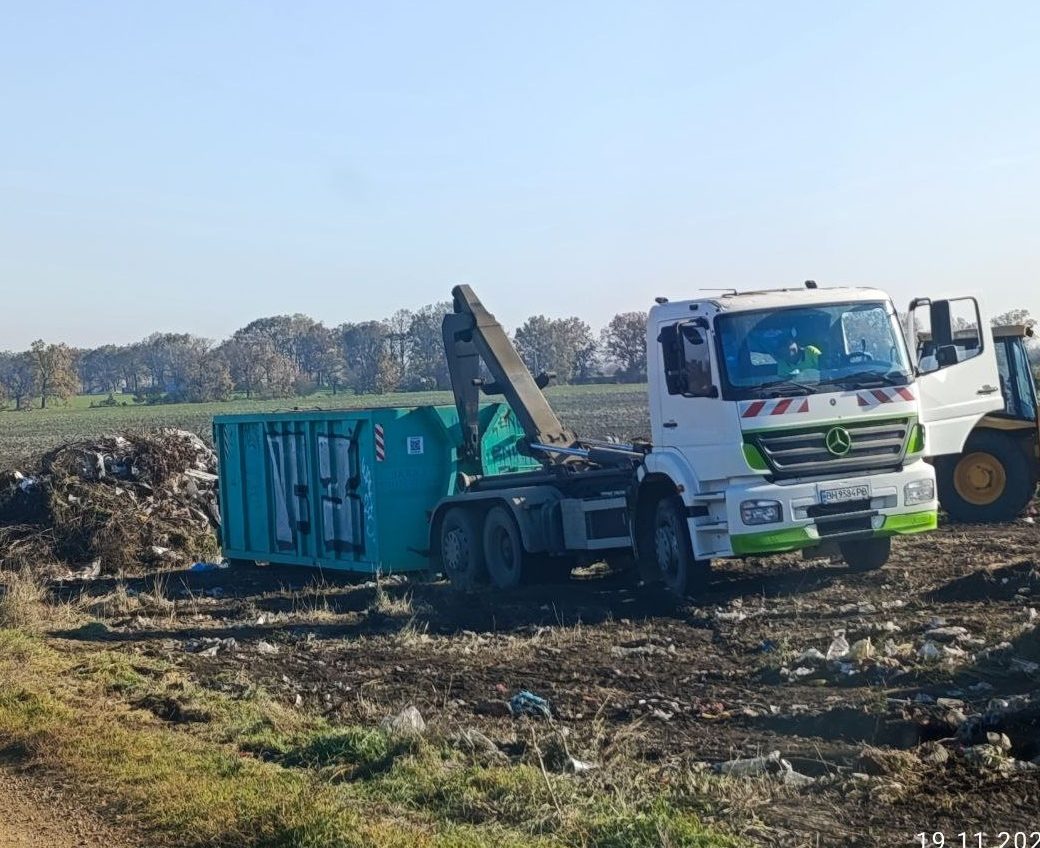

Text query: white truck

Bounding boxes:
[431,283,1002,595]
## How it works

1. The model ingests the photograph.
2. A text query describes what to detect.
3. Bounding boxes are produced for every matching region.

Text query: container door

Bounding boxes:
[264,424,312,556]
[909,296,1003,456]
[316,421,364,559]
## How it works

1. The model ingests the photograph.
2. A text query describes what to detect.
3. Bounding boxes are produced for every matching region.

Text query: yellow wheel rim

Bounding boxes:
[953,452,1007,505]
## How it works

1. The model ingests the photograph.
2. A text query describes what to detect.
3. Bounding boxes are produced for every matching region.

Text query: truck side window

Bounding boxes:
[659,322,715,397]
[659,324,682,394]
[680,324,714,396]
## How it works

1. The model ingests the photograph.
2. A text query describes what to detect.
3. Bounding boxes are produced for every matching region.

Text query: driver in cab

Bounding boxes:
[776,338,822,378]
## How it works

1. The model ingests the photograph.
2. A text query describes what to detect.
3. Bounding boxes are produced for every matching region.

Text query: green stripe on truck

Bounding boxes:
[881,509,937,534]
[730,526,815,555]
[730,509,938,556]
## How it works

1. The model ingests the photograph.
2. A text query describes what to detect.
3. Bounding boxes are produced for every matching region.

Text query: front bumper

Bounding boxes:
[725,461,938,556]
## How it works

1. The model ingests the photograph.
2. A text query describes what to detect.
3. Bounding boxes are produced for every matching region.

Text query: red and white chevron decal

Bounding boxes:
[857,387,915,407]
[374,423,386,461]
[740,398,810,418]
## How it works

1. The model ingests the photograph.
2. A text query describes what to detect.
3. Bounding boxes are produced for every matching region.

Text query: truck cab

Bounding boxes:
[639,285,1003,592]
[431,283,1003,599]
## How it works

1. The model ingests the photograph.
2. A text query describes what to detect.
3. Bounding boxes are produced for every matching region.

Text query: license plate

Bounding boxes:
[820,484,870,505]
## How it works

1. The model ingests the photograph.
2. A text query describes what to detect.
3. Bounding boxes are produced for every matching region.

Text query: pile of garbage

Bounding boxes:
[0,430,220,576]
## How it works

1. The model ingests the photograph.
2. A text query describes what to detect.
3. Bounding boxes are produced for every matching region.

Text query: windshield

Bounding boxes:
[716,301,912,399]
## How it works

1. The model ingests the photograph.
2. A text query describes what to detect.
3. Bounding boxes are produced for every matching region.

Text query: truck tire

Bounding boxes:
[936,430,1037,524]
[483,506,525,590]
[653,497,709,598]
[440,508,486,592]
[839,536,890,572]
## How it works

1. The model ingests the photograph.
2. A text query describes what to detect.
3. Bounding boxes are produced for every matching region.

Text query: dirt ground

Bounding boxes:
[0,765,134,848]
[45,517,1040,847]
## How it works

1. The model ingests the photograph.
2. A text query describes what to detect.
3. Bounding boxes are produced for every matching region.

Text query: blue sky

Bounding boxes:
[1,1,1038,349]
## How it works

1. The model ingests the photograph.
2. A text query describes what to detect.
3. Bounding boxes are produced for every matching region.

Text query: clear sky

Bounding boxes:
[1,1,1038,350]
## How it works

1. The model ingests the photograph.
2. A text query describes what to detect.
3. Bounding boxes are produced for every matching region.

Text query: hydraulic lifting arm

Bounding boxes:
[443,284,578,467]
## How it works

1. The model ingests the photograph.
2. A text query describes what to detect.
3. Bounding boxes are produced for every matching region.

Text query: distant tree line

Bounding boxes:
[0,303,650,409]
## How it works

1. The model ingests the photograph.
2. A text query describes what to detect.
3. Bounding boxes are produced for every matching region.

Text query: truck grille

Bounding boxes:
[752,417,911,478]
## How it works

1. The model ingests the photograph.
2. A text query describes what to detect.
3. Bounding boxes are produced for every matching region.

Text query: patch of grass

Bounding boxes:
[0,628,738,848]
[0,568,49,629]
[372,583,415,617]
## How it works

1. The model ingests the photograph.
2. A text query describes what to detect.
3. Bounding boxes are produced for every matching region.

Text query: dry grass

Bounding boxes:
[372,583,415,617]
[0,568,49,630]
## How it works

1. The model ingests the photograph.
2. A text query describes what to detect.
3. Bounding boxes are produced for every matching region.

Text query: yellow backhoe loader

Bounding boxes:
[926,325,1038,522]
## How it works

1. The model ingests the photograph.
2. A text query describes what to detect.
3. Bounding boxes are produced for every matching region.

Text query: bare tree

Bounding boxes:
[601,312,647,381]
[220,331,298,398]
[514,315,596,383]
[0,352,38,410]
[405,301,453,389]
[339,321,399,394]
[30,340,78,408]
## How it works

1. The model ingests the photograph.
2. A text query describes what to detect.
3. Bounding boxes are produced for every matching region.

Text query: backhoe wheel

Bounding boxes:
[653,497,709,598]
[839,536,891,572]
[483,506,525,590]
[440,508,486,592]
[937,430,1037,523]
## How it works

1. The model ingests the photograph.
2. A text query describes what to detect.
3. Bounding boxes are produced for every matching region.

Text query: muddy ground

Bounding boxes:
[51,519,1040,847]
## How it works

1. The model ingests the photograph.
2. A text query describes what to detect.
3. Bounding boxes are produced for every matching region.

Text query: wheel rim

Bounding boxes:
[443,527,468,575]
[953,452,1007,506]
[654,518,681,586]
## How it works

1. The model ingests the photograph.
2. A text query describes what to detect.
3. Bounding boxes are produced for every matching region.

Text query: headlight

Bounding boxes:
[741,499,782,525]
[904,479,935,505]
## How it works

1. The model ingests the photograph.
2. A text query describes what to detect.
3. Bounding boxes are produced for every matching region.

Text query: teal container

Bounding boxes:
[214,404,537,573]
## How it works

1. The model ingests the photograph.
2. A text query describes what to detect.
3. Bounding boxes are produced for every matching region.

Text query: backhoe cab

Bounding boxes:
[921,324,1040,522]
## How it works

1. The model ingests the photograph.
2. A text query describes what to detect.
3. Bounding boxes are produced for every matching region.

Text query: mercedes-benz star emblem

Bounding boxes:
[825,426,852,457]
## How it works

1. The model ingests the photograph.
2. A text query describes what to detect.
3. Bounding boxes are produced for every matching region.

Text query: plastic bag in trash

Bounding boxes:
[509,690,552,719]
[190,561,228,572]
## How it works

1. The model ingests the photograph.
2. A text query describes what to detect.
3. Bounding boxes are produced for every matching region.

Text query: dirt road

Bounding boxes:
[0,767,132,848]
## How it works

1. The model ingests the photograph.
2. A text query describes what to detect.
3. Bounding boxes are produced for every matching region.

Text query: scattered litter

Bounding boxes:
[925,626,971,643]
[918,641,942,661]
[611,642,670,659]
[450,728,505,760]
[713,751,814,786]
[256,640,280,655]
[509,690,552,719]
[826,631,850,661]
[189,561,228,572]
[0,430,219,575]
[381,705,426,736]
[848,638,875,661]
[59,559,102,581]
[183,637,238,656]
[796,648,827,665]
[565,757,598,774]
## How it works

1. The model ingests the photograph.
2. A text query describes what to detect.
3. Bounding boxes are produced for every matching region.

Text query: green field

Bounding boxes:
[0,384,651,465]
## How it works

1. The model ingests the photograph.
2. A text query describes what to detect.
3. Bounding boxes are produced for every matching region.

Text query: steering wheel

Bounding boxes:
[843,351,874,364]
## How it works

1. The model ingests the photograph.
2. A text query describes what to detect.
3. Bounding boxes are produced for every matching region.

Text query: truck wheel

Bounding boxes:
[440,508,486,592]
[653,497,709,597]
[483,506,525,590]
[839,536,890,572]
[937,431,1037,523]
